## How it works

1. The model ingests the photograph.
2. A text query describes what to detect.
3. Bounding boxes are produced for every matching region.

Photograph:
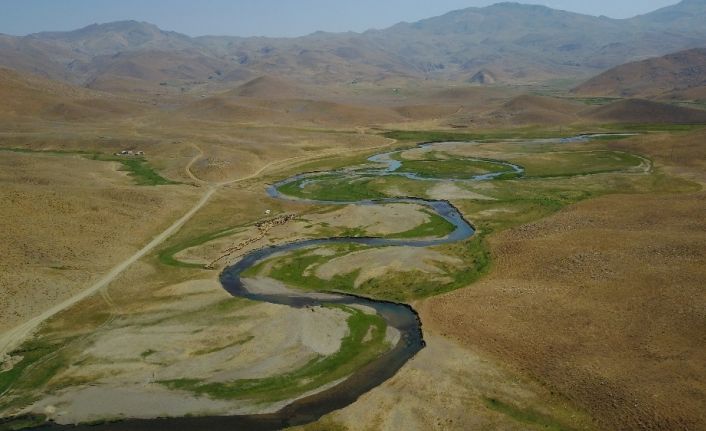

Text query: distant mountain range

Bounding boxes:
[2,1,706,91]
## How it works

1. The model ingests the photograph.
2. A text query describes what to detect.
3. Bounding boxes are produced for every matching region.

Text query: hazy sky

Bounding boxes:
[0,0,680,37]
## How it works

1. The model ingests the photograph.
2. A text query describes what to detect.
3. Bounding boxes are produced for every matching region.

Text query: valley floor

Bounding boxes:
[1,124,704,431]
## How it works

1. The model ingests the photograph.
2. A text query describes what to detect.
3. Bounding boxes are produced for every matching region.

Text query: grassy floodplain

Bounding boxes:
[242,237,490,302]
[391,150,516,179]
[241,131,695,305]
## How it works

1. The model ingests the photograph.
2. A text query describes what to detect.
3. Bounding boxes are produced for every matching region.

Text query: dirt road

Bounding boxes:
[0,186,215,358]
[0,140,396,359]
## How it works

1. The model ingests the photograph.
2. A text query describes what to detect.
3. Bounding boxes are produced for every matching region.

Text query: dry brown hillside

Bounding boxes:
[486,94,583,125]
[228,75,312,99]
[574,48,706,100]
[421,130,706,431]
[585,98,706,124]
[181,95,406,127]
[0,67,146,121]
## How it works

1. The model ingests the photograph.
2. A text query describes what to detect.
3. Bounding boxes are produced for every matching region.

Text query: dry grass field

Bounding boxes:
[1,58,705,431]
[0,150,199,332]
[419,131,706,430]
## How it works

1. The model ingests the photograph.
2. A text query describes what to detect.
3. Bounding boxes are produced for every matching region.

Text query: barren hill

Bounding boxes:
[0,67,145,120]
[486,94,582,125]
[181,89,406,126]
[228,76,311,99]
[574,48,706,99]
[585,98,706,123]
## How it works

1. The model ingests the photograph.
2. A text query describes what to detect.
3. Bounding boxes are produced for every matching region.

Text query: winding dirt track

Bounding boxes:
[184,143,206,183]
[0,187,214,358]
[0,140,396,359]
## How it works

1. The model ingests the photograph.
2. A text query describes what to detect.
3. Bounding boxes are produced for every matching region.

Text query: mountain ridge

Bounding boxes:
[1,1,706,90]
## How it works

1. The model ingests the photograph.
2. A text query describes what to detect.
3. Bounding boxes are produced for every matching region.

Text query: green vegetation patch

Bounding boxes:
[383,129,578,143]
[600,123,706,132]
[390,209,456,239]
[347,237,490,302]
[192,335,255,356]
[140,349,157,359]
[0,147,179,186]
[0,337,74,413]
[307,206,455,240]
[564,96,622,106]
[278,174,388,202]
[672,101,706,111]
[586,134,634,141]
[483,397,577,431]
[158,226,241,268]
[394,152,516,179]
[0,147,93,156]
[243,243,363,291]
[384,122,704,141]
[435,235,491,292]
[507,150,645,178]
[161,306,389,403]
[0,340,58,396]
[245,235,489,302]
[0,414,48,431]
[87,154,180,186]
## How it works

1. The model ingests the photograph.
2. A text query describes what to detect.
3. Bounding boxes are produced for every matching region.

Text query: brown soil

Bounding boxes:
[585,99,706,124]
[0,152,198,332]
[295,333,594,431]
[315,246,461,288]
[487,94,583,125]
[573,48,706,100]
[421,190,706,430]
[26,277,352,424]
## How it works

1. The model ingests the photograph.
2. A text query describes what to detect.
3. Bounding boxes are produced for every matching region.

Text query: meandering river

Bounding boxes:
[37,135,617,430]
